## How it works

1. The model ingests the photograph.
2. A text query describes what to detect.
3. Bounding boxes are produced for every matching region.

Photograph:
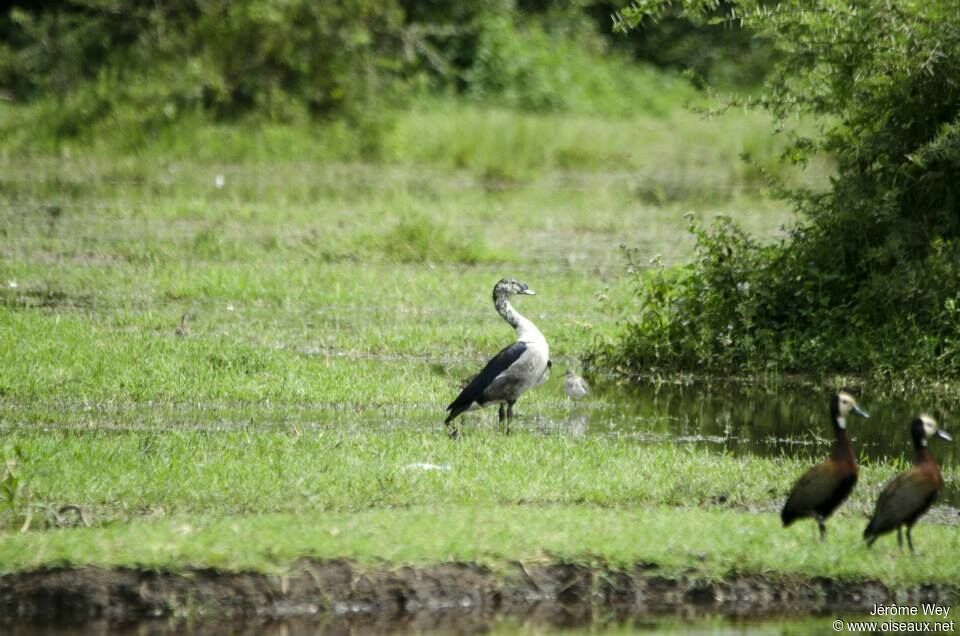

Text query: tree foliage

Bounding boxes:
[600,0,960,377]
[590,0,774,86]
[0,1,405,133]
[0,0,769,144]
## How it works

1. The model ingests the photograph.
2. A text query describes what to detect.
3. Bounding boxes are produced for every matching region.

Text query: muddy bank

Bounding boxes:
[2,559,957,632]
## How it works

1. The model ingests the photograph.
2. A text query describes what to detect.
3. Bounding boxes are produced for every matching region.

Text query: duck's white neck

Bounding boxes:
[495,296,545,344]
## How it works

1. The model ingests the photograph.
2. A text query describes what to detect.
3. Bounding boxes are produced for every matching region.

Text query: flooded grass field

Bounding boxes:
[1,117,957,632]
[3,381,956,507]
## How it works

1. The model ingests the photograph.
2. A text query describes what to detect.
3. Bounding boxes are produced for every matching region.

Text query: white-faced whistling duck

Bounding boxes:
[781,391,869,540]
[444,279,550,438]
[864,415,952,552]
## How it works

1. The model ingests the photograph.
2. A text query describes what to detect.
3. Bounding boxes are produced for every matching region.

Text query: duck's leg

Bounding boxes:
[897,526,903,551]
[497,403,507,433]
[505,401,516,435]
[816,515,827,542]
[906,526,915,554]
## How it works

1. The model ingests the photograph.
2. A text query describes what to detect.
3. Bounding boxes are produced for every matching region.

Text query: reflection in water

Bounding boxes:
[5,613,941,636]
[538,411,589,437]
[566,412,589,437]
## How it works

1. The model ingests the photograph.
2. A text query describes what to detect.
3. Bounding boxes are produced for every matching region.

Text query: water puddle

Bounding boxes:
[584,381,960,504]
[597,382,955,450]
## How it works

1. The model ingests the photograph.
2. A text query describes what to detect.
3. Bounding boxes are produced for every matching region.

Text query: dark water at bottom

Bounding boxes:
[6,613,955,635]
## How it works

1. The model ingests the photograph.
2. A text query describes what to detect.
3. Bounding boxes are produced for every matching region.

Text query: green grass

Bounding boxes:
[1,91,813,187]
[0,118,794,409]
[4,96,940,589]
[383,100,796,187]
[3,504,958,586]
[1,428,956,581]
[0,429,901,518]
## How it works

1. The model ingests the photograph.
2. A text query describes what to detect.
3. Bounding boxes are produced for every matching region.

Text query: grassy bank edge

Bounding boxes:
[2,505,958,587]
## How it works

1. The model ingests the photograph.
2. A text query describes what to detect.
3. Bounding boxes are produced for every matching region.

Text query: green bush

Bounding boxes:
[590,0,775,87]
[0,1,774,150]
[0,1,405,148]
[596,0,960,378]
[465,10,620,113]
[1,1,403,117]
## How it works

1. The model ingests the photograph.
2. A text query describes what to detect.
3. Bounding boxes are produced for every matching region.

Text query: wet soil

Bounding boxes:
[2,559,956,633]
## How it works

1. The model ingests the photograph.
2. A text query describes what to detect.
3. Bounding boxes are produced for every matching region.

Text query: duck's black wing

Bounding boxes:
[864,468,935,543]
[445,341,527,424]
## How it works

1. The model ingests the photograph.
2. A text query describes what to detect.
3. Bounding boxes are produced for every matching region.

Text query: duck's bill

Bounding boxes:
[852,404,870,418]
[520,289,536,295]
[936,429,953,441]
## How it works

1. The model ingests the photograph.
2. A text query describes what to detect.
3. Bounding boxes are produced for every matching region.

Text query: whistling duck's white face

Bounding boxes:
[837,392,856,417]
[920,414,952,441]
[834,391,869,429]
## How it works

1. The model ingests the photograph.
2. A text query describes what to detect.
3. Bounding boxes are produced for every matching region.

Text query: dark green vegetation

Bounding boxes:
[597,0,960,377]
[0,0,767,153]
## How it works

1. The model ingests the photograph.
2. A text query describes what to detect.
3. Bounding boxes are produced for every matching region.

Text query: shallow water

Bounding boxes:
[578,381,960,506]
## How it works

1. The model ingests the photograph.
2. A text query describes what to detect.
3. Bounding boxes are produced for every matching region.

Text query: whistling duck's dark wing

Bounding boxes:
[864,468,937,537]
[781,461,851,524]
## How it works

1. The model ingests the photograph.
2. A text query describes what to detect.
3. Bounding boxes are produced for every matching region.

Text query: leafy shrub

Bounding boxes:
[596,0,960,378]
[0,1,405,147]
[2,1,404,117]
[465,10,629,114]
[0,1,773,149]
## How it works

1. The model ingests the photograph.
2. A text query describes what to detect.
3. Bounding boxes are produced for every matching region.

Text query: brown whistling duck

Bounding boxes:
[864,415,952,552]
[781,391,869,540]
